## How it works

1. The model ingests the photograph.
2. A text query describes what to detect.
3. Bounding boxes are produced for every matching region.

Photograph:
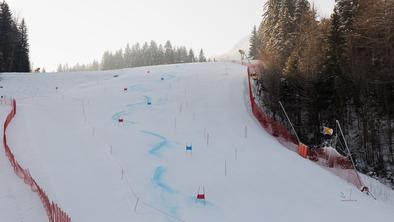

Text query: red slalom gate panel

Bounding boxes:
[247,64,365,191]
[197,194,205,200]
[2,99,71,222]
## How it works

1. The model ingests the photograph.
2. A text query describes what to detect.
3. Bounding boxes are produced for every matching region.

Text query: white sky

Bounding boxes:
[9,0,335,71]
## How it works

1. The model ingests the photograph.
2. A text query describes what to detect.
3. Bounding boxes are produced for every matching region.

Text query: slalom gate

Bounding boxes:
[2,99,71,222]
[247,64,366,191]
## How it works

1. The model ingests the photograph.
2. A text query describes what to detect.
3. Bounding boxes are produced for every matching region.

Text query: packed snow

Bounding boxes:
[1,62,393,222]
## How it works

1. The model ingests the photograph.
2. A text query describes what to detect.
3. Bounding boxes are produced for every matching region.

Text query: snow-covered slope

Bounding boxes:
[0,104,48,222]
[1,62,393,222]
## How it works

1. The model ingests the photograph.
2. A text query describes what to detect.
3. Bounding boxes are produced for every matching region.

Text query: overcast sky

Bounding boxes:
[10,0,335,71]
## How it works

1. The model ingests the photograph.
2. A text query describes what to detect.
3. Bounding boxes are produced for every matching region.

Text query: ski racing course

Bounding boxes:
[1,62,394,222]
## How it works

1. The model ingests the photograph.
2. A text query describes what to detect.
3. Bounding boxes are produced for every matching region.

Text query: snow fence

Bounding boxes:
[2,99,71,222]
[247,64,366,191]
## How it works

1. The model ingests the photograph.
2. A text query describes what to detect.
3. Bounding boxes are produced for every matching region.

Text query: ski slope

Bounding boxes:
[1,62,394,222]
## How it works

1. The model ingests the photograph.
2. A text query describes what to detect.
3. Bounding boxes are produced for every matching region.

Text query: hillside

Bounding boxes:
[1,62,393,222]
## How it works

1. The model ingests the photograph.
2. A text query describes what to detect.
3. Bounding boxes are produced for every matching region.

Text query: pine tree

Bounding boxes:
[149,40,159,65]
[0,2,30,72]
[174,47,181,63]
[132,43,141,67]
[315,6,348,130]
[291,0,320,77]
[323,7,346,77]
[158,44,165,64]
[101,51,112,70]
[336,0,359,33]
[179,46,188,63]
[249,25,261,59]
[91,60,99,71]
[198,49,207,62]
[124,44,132,67]
[15,19,30,72]
[164,40,174,64]
[60,41,204,71]
[294,0,310,27]
[276,0,296,63]
[141,42,149,66]
[284,51,300,76]
[57,64,63,72]
[0,1,14,72]
[259,0,297,68]
[188,49,196,63]
[260,0,282,50]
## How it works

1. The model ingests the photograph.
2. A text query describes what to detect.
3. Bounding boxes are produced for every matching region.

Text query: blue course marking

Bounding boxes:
[112,96,153,126]
[141,131,170,156]
[186,196,215,207]
[127,84,147,92]
[152,166,176,194]
[125,96,151,108]
[111,111,137,126]
[150,166,179,217]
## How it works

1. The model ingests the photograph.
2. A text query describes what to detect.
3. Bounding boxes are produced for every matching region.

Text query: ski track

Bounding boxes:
[152,166,176,194]
[142,130,171,157]
[111,95,152,126]
[114,73,181,218]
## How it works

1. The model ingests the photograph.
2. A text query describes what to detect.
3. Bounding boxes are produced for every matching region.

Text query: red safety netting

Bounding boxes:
[247,64,366,191]
[247,65,299,152]
[2,99,71,222]
[308,146,364,189]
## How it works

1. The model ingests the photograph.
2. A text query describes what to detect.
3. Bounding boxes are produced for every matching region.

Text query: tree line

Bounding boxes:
[0,1,30,72]
[250,0,394,187]
[58,40,208,72]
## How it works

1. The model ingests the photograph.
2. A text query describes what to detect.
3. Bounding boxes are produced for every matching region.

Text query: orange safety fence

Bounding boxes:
[2,98,71,222]
[247,65,299,152]
[247,64,366,191]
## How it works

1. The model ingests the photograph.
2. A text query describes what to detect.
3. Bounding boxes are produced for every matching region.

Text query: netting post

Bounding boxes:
[336,120,366,194]
[279,101,300,143]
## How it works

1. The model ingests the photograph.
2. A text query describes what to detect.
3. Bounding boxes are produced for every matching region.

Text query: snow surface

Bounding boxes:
[1,62,394,222]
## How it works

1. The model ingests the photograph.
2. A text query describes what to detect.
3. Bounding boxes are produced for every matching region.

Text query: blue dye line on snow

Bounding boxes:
[186,196,215,207]
[127,84,147,92]
[111,96,153,125]
[141,130,170,156]
[151,166,179,217]
[125,96,151,108]
[152,166,176,194]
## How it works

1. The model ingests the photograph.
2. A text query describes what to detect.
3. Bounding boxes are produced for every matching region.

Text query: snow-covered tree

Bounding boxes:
[164,41,175,64]
[260,0,282,52]
[198,49,207,62]
[276,0,296,62]
[336,0,359,33]
[188,49,196,63]
[249,25,261,60]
